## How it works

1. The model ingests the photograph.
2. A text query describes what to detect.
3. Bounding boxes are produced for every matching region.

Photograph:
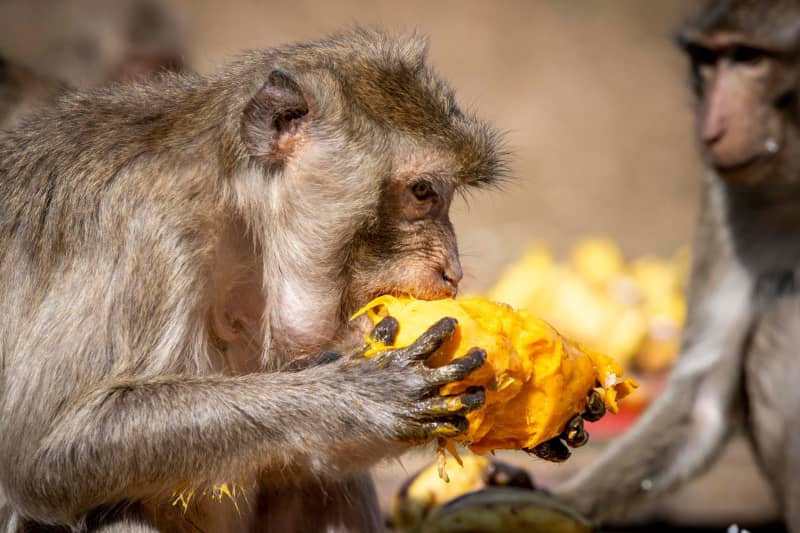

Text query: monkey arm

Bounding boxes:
[554,200,754,523]
[1,371,376,524]
[0,319,485,525]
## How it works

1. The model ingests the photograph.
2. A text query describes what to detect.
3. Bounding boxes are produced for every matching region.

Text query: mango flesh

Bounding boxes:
[354,296,636,455]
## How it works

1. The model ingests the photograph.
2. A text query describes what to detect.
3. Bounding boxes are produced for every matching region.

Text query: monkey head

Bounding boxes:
[235,30,505,356]
[679,0,800,188]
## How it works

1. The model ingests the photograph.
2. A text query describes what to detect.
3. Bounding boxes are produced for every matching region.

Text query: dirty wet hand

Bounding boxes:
[348,315,488,444]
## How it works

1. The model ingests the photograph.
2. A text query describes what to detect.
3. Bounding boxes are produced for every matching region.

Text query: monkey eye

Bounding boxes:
[411,180,436,201]
[687,45,718,67]
[731,46,768,66]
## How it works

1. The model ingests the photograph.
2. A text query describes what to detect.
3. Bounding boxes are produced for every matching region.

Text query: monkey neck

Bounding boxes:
[718,178,800,270]
[723,180,800,225]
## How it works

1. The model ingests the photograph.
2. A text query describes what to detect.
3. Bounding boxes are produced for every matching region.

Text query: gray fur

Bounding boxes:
[0,29,503,531]
[557,3,800,530]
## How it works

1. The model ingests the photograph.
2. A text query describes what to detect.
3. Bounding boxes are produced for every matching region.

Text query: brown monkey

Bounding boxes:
[0,55,65,130]
[0,0,185,88]
[556,1,800,530]
[0,30,505,531]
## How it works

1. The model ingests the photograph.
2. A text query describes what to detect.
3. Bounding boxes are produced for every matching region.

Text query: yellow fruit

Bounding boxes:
[638,314,683,373]
[487,245,555,309]
[571,237,624,287]
[393,454,490,532]
[630,256,680,306]
[353,296,637,455]
[595,306,646,367]
[536,269,609,342]
[672,246,692,292]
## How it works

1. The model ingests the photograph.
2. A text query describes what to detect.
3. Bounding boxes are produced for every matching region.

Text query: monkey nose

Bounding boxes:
[441,262,463,292]
[702,115,726,146]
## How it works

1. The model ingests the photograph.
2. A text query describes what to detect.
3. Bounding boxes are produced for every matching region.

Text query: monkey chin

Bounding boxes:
[712,154,775,187]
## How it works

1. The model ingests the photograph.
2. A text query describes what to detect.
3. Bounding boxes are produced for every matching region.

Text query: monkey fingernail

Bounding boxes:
[562,415,589,448]
[582,389,605,422]
[425,417,468,439]
[461,386,486,411]
[524,438,571,463]
[427,348,486,386]
[403,317,458,361]
[416,388,484,417]
[370,316,399,345]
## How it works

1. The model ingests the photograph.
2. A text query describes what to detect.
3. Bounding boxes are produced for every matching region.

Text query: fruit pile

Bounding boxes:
[489,237,688,375]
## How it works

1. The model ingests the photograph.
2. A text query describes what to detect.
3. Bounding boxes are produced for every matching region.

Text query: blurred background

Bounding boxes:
[0,1,780,530]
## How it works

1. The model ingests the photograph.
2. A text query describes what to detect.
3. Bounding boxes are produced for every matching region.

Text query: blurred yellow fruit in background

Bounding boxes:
[487,238,688,378]
[571,237,624,287]
[488,245,554,310]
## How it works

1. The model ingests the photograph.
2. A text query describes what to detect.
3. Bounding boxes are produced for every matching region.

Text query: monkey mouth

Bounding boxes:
[349,282,456,338]
[712,154,761,174]
[711,153,775,185]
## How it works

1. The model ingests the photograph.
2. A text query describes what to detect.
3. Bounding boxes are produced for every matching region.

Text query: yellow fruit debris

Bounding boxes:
[393,454,491,532]
[170,482,244,513]
[354,296,637,455]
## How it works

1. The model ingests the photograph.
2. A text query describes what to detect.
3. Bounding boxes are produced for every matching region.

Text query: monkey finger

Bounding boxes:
[370,316,399,345]
[426,348,486,387]
[562,415,589,448]
[395,317,458,362]
[284,350,343,372]
[524,438,571,463]
[414,387,485,417]
[423,416,469,439]
[582,389,605,422]
[400,416,469,443]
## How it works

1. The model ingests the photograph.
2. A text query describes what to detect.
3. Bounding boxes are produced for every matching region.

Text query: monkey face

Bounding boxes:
[680,22,800,187]
[236,31,505,355]
[347,164,464,313]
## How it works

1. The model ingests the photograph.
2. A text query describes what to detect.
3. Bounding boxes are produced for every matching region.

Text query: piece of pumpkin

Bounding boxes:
[353,295,637,455]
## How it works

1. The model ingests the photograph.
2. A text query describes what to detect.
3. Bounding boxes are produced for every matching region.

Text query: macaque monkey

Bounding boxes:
[0,30,506,531]
[0,0,186,88]
[556,1,800,530]
[0,55,66,131]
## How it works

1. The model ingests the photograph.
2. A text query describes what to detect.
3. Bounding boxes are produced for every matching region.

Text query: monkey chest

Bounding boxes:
[745,276,800,482]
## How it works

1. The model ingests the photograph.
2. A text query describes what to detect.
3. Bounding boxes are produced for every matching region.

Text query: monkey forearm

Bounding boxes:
[555,255,753,523]
[554,377,728,521]
[556,326,748,522]
[1,368,397,524]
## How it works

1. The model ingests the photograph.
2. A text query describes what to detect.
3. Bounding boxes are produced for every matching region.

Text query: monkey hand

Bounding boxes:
[339,315,487,446]
[523,389,602,462]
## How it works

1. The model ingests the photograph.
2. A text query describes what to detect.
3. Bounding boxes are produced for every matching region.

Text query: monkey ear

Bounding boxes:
[241,69,311,161]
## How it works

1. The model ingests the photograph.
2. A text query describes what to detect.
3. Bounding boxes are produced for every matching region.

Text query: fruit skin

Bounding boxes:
[393,453,539,532]
[354,296,637,454]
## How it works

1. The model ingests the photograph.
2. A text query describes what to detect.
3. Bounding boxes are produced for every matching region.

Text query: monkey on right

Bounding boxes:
[556,1,800,531]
